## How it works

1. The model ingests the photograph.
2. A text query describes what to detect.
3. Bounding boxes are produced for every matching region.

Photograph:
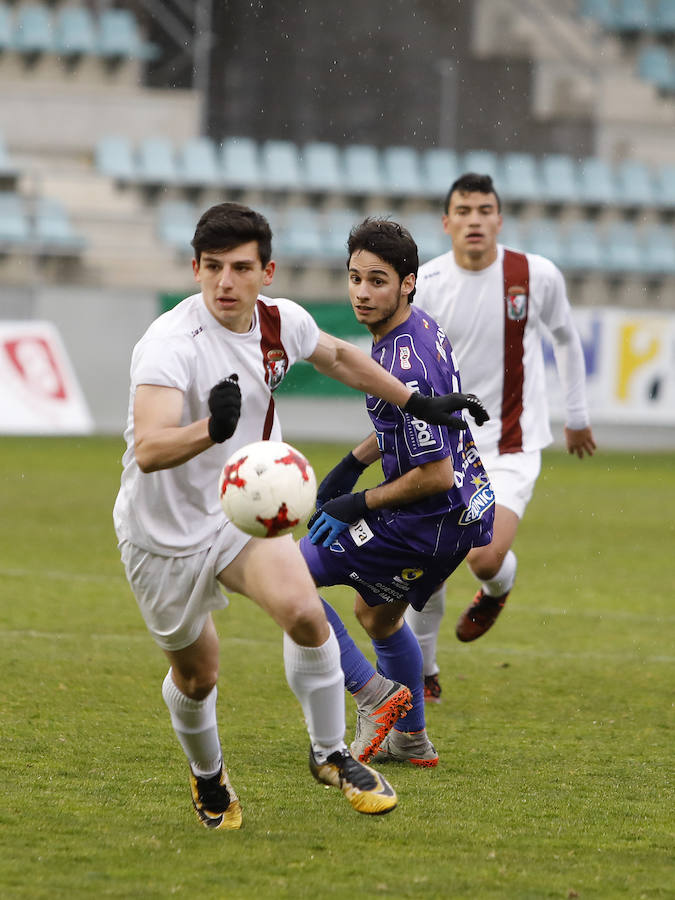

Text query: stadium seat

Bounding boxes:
[277,206,324,258]
[0,191,30,244]
[652,0,675,35]
[136,136,178,187]
[499,152,541,204]
[576,157,618,206]
[98,8,158,61]
[614,159,656,208]
[0,133,18,185]
[539,153,581,205]
[403,211,447,261]
[55,6,98,58]
[301,142,344,193]
[461,150,499,179]
[96,135,136,182]
[497,217,522,250]
[578,0,618,28]
[653,162,675,209]
[613,0,652,34]
[603,221,644,273]
[637,45,675,92]
[561,220,604,270]
[13,4,54,56]
[156,200,197,254]
[641,222,675,274]
[220,137,261,190]
[321,207,361,260]
[0,4,14,53]
[177,137,221,187]
[34,197,85,253]
[260,140,304,191]
[381,146,425,196]
[421,148,460,197]
[520,218,566,267]
[342,145,385,194]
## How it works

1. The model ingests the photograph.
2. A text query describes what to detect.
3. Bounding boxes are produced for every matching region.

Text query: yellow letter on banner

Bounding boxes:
[617,322,661,401]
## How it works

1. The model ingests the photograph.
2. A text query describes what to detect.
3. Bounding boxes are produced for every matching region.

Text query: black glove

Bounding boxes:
[307,491,368,547]
[207,374,241,442]
[404,391,489,430]
[316,451,369,508]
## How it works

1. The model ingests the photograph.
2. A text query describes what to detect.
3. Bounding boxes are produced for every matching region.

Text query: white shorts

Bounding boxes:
[479,449,541,519]
[119,522,251,652]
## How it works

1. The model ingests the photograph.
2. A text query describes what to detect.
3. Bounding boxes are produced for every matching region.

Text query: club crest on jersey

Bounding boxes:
[506,286,528,321]
[265,349,287,391]
[399,346,412,370]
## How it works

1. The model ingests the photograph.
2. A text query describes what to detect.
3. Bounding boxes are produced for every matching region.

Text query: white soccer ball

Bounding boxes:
[218,440,317,538]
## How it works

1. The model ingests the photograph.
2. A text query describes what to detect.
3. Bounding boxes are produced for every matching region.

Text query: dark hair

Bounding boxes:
[191,202,272,265]
[347,217,419,303]
[444,172,501,213]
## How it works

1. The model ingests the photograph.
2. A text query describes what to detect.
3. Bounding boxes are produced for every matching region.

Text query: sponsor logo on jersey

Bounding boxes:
[506,285,528,321]
[399,346,412,370]
[190,326,203,338]
[458,472,496,525]
[406,415,437,449]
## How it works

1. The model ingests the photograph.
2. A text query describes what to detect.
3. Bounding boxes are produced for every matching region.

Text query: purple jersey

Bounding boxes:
[366,306,493,528]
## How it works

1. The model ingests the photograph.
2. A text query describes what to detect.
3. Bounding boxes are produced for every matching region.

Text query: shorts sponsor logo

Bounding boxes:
[459,473,496,525]
[349,571,405,604]
[400,567,424,581]
[349,518,374,546]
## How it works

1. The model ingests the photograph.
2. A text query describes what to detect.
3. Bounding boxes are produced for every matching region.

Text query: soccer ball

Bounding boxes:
[218,440,317,538]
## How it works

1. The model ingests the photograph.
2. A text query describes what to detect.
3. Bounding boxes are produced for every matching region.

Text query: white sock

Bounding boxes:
[404,586,445,678]
[283,625,346,763]
[475,549,518,597]
[161,669,222,777]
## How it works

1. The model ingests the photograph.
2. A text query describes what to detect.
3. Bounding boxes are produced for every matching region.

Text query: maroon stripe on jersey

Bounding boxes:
[499,250,530,454]
[257,300,289,440]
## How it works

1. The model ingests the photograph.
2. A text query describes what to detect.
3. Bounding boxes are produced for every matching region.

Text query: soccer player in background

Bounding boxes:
[298,218,495,766]
[404,173,596,703]
[113,202,484,829]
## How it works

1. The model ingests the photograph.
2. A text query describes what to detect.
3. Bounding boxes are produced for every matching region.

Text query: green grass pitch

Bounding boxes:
[0,437,673,899]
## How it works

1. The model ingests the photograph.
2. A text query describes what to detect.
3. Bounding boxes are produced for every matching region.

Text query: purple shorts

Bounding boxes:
[299,506,493,611]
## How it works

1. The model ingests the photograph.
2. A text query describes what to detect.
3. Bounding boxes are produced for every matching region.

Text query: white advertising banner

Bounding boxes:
[0,320,94,434]
[545,307,675,426]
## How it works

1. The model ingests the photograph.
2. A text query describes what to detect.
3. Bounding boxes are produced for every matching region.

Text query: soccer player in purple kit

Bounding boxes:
[298,219,495,766]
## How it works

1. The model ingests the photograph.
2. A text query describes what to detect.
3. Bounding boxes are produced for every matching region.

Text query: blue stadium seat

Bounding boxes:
[177,137,221,187]
[461,150,499,179]
[576,157,618,206]
[652,0,675,34]
[614,159,656,207]
[562,220,604,270]
[322,207,361,260]
[277,207,324,258]
[95,136,136,181]
[613,0,652,33]
[497,217,522,250]
[0,4,14,52]
[602,221,644,273]
[136,137,178,186]
[421,148,460,197]
[0,191,30,244]
[381,146,425,196]
[641,222,675,274]
[579,0,618,28]
[98,8,157,61]
[14,4,54,55]
[342,145,385,194]
[34,197,85,253]
[539,154,581,205]
[637,45,675,92]
[520,218,566,267]
[653,162,675,209]
[157,200,197,254]
[499,152,541,204]
[55,7,98,58]
[220,137,261,190]
[0,133,18,184]
[404,212,447,261]
[301,142,344,193]
[260,140,303,191]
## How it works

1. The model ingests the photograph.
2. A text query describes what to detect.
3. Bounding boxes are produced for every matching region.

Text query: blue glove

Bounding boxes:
[307,491,369,547]
[316,451,369,508]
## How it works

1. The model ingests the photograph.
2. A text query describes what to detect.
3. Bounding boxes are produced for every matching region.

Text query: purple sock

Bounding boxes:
[372,621,425,732]
[321,598,376,694]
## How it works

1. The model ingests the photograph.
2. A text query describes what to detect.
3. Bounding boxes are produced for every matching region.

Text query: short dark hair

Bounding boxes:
[444,172,501,213]
[347,217,419,303]
[191,202,272,265]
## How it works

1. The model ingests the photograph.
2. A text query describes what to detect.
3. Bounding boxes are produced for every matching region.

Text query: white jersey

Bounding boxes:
[113,291,320,556]
[415,244,589,456]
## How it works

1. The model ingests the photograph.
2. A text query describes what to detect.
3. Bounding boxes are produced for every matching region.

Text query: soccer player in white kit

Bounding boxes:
[404,173,596,702]
[113,202,484,828]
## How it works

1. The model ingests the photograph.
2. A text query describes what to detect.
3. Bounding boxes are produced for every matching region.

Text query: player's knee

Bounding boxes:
[468,545,505,581]
[176,666,219,700]
[284,600,325,646]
